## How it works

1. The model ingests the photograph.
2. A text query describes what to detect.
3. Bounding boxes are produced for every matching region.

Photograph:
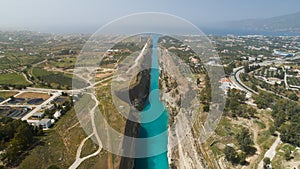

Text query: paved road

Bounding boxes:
[231,57,297,97]
[231,67,258,95]
[0,91,26,105]
[282,66,290,89]
[229,66,258,97]
[0,105,34,108]
[21,92,61,121]
[69,93,103,169]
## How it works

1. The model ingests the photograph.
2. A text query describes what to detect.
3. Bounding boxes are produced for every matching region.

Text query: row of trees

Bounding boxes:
[199,75,211,106]
[1,84,27,90]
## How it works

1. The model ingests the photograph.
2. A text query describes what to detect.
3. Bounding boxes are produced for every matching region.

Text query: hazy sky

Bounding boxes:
[1,0,300,33]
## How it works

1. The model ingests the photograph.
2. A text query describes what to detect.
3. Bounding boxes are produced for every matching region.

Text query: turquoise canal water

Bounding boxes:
[134,36,169,169]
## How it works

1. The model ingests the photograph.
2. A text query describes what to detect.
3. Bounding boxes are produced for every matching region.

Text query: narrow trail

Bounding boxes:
[22,72,33,84]
[67,122,80,131]
[257,134,281,169]
[69,92,103,169]
[69,71,105,169]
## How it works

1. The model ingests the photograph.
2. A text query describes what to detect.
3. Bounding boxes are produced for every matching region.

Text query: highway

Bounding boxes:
[230,66,258,95]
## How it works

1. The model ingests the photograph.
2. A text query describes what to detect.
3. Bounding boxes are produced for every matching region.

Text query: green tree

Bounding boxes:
[269,125,276,136]
[244,62,250,73]
[238,152,247,165]
[224,146,239,164]
[236,128,255,154]
[288,93,299,101]
[284,149,292,161]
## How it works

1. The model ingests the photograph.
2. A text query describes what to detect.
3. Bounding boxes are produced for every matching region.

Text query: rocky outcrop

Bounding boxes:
[129,69,150,111]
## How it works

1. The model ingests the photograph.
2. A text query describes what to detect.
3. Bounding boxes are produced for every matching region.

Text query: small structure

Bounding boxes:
[44,104,55,110]
[31,112,45,119]
[269,67,277,71]
[27,119,40,126]
[53,110,62,119]
[42,104,55,110]
[248,57,256,62]
[38,119,52,129]
[219,78,232,93]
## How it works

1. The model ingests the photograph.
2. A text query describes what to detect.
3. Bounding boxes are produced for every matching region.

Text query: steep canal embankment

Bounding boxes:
[158,47,209,169]
[118,41,152,169]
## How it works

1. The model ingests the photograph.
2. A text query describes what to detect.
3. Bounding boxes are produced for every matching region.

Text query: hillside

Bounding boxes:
[218,11,300,34]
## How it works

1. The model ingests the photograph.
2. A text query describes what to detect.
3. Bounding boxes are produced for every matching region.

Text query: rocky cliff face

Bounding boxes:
[158,48,209,169]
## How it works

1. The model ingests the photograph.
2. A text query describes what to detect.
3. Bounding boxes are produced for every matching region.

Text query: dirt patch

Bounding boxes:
[96,72,114,79]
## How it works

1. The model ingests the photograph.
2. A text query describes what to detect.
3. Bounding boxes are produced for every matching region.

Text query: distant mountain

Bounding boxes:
[216,11,300,34]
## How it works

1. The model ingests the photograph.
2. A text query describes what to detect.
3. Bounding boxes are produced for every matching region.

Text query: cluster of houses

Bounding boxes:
[27,104,62,130]
[1,94,65,130]
[219,78,232,94]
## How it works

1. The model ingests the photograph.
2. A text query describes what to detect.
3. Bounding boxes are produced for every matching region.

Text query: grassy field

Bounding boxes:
[78,152,109,169]
[80,137,99,158]
[31,67,86,89]
[19,109,87,169]
[0,73,30,86]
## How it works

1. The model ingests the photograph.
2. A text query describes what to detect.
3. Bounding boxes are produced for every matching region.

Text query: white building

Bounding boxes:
[38,119,52,129]
[31,112,45,119]
[53,110,62,119]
